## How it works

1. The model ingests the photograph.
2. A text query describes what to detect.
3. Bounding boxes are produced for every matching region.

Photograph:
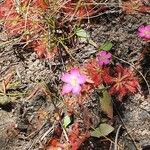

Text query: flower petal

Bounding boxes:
[138,32,145,37]
[145,26,150,32]
[70,68,80,76]
[106,53,112,59]
[78,75,86,84]
[98,60,104,66]
[61,73,72,83]
[99,51,107,56]
[138,25,145,32]
[72,85,81,94]
[103,59,110,65]
[145,34,150,39]
[62,84,72,95]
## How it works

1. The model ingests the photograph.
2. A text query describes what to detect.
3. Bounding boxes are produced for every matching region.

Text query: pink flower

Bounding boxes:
[61,69,86,95]
[97,51,112,66]
[138,25,150,40]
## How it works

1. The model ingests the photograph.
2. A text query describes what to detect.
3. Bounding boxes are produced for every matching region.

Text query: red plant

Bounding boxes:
[1,0,45,36]
[64,59,139,101]
[4,12,22,36]
[31,40,59,59]
[83,59,112,88]
[46,122,89,150]
[122,0,150,13]
[84,59,104,87]
[46,123,64,150]
[68,122,90,150]
[62,0,95,18]
[0,0,13,18]
[105,65,139,100]
[32,0,49,10]
[4,16,40,36]
[31,40,48,58]
[0,0,58,59]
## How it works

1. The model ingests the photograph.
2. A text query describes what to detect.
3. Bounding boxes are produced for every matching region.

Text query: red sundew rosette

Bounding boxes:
[105,65,140,101]
[61,0,108,19]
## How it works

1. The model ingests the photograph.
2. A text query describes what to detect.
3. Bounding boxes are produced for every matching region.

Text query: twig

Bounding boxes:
[59,40,79,63]
[114,125,122,150]
[40,124,54,141]
[27,121,48,150]
[60,122,69,142]
[70,0,82,21]
[113,100,140,150]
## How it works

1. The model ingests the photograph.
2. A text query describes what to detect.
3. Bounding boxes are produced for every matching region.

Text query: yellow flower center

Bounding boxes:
[144,30,150,35]
[71,78,78,86]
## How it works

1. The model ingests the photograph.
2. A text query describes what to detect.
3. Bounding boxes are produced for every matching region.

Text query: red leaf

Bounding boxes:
[3,11,25,36]
[106,65,139,100]
[31,40,58,59]
[68,122,90,150]
[62,0,94,18]
[46,138,64,150]
[103,68,113,84]
[31,40,47,58]
[33,0,48,10]
[0,0,14,18]
[84,59,104,86]
[138,5,150,13]
[122,0,150,14]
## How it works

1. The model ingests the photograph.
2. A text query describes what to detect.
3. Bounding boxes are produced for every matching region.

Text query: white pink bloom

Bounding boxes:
[97,51,112,66]
[138,25,150,40]
[61,69,86,95]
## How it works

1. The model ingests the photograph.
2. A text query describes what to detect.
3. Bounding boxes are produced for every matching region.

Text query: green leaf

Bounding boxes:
[75,28,89,38]
[75,28,90,42]
[91,123,114,138]
[99,41,113,51]
[63,115,71,128]
[99,88,113,119]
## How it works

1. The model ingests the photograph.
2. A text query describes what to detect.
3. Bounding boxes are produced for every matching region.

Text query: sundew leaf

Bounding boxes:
[63,115,71,128]
[99,86,113,119]
[75,28,90,42]
[91,123,114,138]
[99,41,113,51]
